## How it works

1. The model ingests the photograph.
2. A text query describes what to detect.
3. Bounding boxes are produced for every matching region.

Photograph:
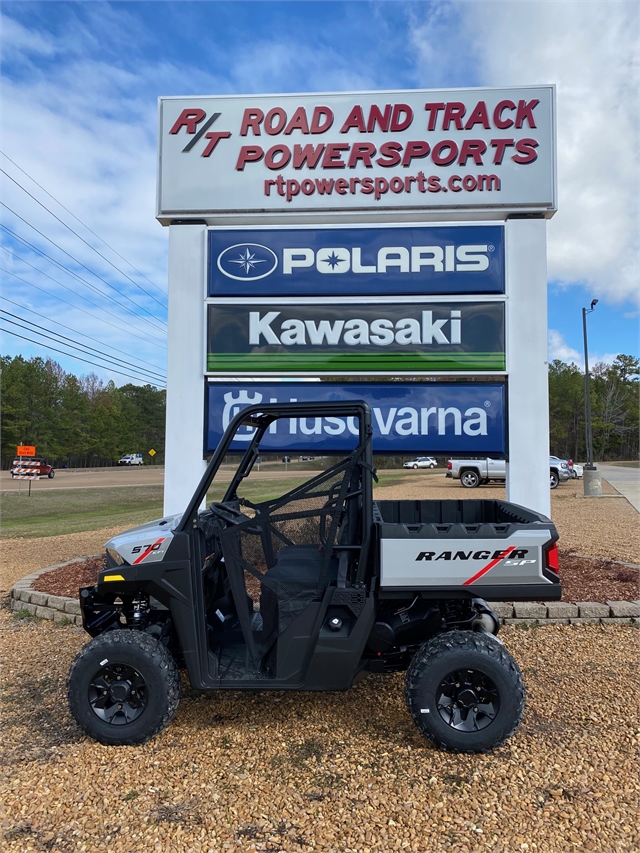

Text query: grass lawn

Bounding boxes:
[0,469,429,539]
[1,487,164,539]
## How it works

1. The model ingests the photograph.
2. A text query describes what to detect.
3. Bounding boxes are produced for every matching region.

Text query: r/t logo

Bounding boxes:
[169,109,232,157]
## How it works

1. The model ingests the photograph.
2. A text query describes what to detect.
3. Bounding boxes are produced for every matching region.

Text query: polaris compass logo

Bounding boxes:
[217,242,492,281]
[218,244,278,281]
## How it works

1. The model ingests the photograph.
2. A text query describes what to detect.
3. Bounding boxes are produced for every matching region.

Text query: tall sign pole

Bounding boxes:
[582,300,602,496]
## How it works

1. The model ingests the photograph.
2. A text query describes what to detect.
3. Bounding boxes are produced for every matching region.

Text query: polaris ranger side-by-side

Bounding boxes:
[68,402,561,752]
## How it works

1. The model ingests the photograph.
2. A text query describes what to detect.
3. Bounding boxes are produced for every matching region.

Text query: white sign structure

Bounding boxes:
[159,86,556,522]
[157,86,556,222]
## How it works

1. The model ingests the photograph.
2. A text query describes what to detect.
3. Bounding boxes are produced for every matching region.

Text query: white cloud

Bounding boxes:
[548,329,619,369]
[453,0,639,307]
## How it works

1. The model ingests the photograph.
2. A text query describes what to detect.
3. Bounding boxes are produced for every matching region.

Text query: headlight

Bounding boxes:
[106,547,125,566]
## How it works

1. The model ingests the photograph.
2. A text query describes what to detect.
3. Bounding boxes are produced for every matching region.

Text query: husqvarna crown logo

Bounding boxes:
[217,243,278,281]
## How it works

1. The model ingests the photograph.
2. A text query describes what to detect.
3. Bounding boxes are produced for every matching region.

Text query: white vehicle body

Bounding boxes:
[403,457,437,469]
[118,453,144,466]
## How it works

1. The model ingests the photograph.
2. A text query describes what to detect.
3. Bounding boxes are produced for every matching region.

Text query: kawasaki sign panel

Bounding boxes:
[206,301,505,374]
[208,225,504,296]
[205,382,506,454]
[157,86,556,220]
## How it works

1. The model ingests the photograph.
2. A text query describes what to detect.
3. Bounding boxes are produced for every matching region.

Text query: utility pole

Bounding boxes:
[582,300,601,495]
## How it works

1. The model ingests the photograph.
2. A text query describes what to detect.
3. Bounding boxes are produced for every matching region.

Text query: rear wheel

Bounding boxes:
[429,463,435,469]
[549,471,559,489]
[405,631,525,753]
[460,470,480,488]
[68,630,180,746]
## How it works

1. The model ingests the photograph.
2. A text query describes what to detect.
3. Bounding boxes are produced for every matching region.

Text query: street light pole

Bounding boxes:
[582,300,601,496]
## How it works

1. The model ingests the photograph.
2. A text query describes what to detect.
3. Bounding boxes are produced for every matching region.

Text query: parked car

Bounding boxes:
[447,457,572,489]
[403,457,437,469]
[118,454,144,466]
[282,455,291,463]
[10,457,55,479]
[570,462,584,479]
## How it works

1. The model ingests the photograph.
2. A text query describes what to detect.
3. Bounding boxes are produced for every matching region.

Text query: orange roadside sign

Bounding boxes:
[17,445,36,457]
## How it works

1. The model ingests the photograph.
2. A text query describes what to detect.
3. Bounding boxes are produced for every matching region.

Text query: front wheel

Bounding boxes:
[460,470,480,488]
[68,630,180,746]
[48,470,55,479]
[549,471,559,489]
[412,464,418,469]
[405,631,525,753]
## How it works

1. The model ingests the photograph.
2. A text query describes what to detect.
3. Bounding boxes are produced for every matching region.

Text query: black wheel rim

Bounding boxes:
[435,668,500,732]
[88,662,148,726]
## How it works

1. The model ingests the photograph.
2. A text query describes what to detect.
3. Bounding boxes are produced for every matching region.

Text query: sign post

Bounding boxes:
[157,86,556,518]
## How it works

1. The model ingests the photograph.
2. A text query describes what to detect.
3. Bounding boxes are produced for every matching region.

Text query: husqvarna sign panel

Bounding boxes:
[206,301,505,374]
[205,382,506,454]
[157,86,556,220]
[208,225,504,296]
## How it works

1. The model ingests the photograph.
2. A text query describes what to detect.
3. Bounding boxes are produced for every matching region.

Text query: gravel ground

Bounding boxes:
[1,612,638,853]
[1,476,638,853]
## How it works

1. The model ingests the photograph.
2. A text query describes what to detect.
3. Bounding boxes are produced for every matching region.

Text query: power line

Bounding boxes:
[0,225,167,338]
[0,301,166,381]
[1,314,166,384]
[1,253,166,351]
[1,202,167,328]
[0,149,167,302]
[1,327,166,387]
[1,166,168,310]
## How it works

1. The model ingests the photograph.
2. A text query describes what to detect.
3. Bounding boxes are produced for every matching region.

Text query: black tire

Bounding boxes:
[549,470,559,489]
[460,470,480,488]
[429,463,435,469]
[67,630,180,746]
[412,464,418,469]
[48,470,55,479]
[405,631,525,753]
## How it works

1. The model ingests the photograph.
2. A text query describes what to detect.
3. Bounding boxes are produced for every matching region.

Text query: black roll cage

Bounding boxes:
[178,401,374,547]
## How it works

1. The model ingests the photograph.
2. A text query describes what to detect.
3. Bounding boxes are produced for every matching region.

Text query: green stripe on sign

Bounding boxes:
[206,352,506,372]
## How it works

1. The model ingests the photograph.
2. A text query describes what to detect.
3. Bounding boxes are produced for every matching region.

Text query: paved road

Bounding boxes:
[0,464,328,493]
[598,464,640,512]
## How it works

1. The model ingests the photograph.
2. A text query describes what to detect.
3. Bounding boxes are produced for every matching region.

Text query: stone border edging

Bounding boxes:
[9,557,100,626]
[9,560,640,628]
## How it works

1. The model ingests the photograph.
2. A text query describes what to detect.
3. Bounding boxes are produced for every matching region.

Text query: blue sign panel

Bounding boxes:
[208,226,505,297]
[205,382,506,455]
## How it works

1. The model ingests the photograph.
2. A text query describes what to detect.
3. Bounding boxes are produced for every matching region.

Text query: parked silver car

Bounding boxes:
[403,457,437,469]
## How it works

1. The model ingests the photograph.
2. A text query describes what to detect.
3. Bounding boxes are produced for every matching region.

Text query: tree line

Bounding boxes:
[1,356,166,468]
[1,353,638,468]
[549,354,639,463]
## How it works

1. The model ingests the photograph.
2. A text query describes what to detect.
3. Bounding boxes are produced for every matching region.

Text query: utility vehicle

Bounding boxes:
[68,401,561,752]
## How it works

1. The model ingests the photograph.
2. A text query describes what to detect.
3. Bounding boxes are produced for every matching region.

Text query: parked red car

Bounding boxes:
[11,457,55,479]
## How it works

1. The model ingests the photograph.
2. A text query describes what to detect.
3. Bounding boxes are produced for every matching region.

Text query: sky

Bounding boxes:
[1,0,638,390]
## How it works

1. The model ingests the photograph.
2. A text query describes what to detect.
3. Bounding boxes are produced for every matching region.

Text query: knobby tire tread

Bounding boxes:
[68,630,181,746]
[404,630,525,754]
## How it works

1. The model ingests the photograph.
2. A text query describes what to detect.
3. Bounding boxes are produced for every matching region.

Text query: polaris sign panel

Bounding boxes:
[205,382,506,454]
[208,225,504,296]
[157,86,556,220]
[206,301,505,374]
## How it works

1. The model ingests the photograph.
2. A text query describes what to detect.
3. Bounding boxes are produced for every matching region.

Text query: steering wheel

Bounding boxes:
[208,502,247,526]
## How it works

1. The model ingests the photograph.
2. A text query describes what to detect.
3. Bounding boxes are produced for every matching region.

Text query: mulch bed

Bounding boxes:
[31,551,639,604]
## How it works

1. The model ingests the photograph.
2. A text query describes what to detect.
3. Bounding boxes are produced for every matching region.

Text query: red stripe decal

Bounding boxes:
[133,537,165,565]
[462,546,516,586]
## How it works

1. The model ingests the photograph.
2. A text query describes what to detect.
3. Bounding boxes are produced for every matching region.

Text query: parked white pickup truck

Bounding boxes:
[446,457,572,489]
